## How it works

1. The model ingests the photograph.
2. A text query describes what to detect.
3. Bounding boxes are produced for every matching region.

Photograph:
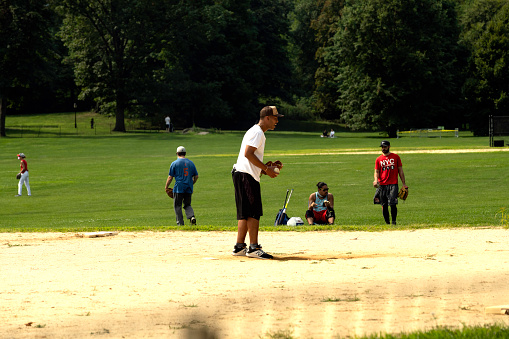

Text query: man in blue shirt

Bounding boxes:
[165,146,199,225]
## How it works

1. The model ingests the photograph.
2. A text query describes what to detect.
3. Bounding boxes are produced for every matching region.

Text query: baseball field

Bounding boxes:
[1,113,509,338]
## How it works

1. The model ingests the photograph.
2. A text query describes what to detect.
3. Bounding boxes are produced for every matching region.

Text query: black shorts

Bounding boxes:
[373,184,399,206]
[232,169,263,220]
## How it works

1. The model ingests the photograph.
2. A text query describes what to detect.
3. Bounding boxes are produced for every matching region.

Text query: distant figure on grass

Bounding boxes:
[165,146,198,226]
[90,118,94,129]
[16,153,31,197]
[306,182,334,225]
[373,140,408,225]
[330,129,335,138]
[165,116,171,132]
[321,129,328,138]
[231,106,283,259]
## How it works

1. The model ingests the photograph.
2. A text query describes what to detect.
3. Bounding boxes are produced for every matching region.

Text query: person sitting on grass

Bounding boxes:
[305,182,335,225]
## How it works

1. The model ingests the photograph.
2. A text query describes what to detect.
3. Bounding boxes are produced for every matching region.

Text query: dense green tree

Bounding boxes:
[0,0,55,137]
[289,0,321,96]
[327,0,463,136]
[459,0,508,135]
[55,0,168,132]
[310,0,345,120]
[158,0,293,129]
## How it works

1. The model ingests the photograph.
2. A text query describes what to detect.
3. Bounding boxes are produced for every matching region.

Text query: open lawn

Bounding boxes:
[0,113,507,231]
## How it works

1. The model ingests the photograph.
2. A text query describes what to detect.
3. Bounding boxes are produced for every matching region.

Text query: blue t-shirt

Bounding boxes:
[169,158,198,193]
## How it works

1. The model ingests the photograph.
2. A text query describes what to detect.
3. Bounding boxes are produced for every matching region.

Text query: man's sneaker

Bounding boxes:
[14,194,21,197]
[232,244,247,256]
[246,245,273,259]
[190,216,196,225]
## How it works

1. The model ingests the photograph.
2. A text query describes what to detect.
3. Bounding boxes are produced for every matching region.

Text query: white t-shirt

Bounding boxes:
[234,124,266,182]
[165,116,171,125]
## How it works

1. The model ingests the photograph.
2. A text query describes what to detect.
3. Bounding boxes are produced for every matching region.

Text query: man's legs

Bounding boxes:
[305,210,314,225]
[17,172,30,196]
[382,204,397,224]
[382,205,390,224]
[24,174,31,196]
[182,193,195,220]
[173,193,185,225]
[390,205,397,224]
[236,217,259,245]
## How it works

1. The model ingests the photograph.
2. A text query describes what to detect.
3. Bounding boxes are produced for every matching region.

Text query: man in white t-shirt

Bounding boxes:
[231,106,283,259]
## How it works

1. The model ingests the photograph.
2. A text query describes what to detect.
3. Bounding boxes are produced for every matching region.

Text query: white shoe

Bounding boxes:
[15,194,21,197]
[246,245,273,259]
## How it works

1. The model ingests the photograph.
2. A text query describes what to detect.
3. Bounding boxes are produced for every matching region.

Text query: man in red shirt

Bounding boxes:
[16,153,31,197]
[373,141,407,225]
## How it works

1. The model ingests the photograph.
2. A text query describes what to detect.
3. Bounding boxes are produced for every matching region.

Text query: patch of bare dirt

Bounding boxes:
[1,229,509,338]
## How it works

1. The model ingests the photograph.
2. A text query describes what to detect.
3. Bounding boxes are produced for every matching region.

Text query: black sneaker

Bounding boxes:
[190,216,196,225]
[232,243,247,256]
[246,244,273,259]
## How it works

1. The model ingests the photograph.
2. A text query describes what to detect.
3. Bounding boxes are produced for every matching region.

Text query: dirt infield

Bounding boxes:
[2,229,509,338]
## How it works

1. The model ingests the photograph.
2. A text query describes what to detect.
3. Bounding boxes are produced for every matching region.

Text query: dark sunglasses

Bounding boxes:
[321,187,329,191]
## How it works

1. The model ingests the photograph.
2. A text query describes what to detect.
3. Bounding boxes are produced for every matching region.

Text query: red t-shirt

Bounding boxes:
[20,159,28,173]
[375,153,401,185]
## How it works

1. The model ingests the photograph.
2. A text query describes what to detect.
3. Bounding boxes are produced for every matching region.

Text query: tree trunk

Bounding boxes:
[0,93,6,137]
[113,93,126,132]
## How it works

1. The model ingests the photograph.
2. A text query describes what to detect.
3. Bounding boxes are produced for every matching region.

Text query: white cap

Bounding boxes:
[176,146,186,153]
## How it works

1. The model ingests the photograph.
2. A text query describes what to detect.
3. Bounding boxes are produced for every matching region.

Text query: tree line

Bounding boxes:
[1,0,507,137]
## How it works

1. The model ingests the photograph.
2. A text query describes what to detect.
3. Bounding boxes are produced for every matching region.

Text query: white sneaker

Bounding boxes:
[246,245,273,259]
[15,194,21,197]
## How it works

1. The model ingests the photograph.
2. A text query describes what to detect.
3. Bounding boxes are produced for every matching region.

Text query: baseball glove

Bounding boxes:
[16,173,21,180]
[398,187,409,200]
[165,187,174,199]
[261,160,283,175]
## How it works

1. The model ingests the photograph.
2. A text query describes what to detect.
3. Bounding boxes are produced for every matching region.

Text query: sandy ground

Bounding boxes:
[2,229,509,339]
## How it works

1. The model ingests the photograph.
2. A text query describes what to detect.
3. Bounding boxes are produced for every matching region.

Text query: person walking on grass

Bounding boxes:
[373,140,408,225]
[16,153,31,197]
[231,106,283,259]
[165,146,198,226]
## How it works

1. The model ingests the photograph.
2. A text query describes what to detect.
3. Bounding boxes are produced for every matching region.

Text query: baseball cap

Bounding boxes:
[17,153,25,158]
[379,141,390,147]
[176,146,186,153]
[260,106,284,118]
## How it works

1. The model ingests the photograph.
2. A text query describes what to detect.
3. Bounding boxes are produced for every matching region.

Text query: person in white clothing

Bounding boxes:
[16,153,31,197]
[231,106,283,259]
[165,116,171,132]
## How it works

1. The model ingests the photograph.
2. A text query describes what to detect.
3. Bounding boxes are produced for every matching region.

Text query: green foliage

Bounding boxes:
[56,0,170,131]
[157,0,294,130]
[459,0,509,136]
[310,0,345,120]
[288,0,320,96]
[0,0,58,136]
[328,0,463,136]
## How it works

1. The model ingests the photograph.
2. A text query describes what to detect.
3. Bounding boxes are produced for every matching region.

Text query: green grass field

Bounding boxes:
[1,112,508,232]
